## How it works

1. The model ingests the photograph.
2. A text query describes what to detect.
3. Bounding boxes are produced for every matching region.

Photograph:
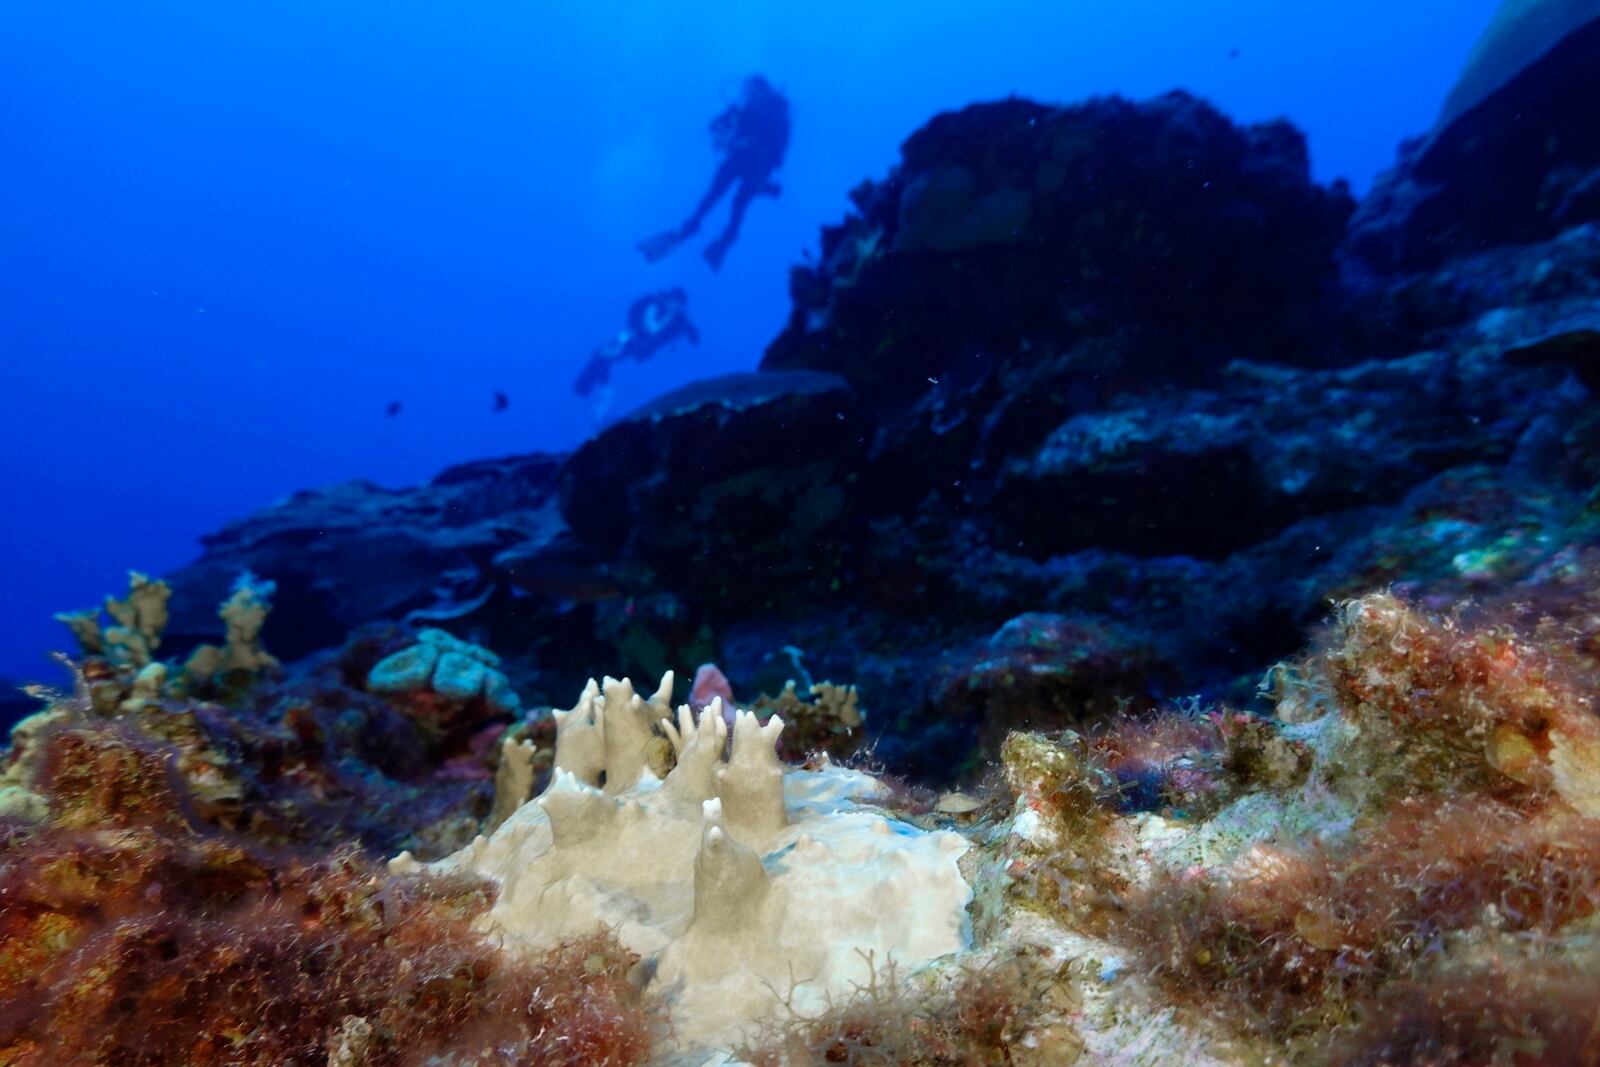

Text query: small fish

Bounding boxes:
[1228,47,1241,59]
[385,401,403,417]
[492,391,509,413]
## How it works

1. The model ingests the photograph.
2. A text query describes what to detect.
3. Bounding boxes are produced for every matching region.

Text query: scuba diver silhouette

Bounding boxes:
[638,75,790,271]
[574,288,701,400]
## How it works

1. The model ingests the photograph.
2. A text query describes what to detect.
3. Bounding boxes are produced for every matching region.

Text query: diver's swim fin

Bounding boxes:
[703,239,730,271]
[638,229,686,263]
[573,356,611,397]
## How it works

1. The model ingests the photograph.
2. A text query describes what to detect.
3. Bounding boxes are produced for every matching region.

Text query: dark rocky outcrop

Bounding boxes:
[164,454,568,663]
[558,371,865,614]
[765,93,1354,408]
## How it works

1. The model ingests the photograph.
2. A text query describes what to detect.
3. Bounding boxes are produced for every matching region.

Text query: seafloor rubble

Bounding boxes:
[6,3,1600,1064]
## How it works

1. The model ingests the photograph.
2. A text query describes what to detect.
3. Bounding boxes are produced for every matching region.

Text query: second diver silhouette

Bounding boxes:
[574,288,701,422]
[638,75,790,271]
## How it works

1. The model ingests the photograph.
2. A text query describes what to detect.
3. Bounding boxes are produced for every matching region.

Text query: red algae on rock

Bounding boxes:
[735,952,1076,1067]
[11,562,1600,1067]
[1057,590,1600,1060]
[14,575,511,858]
[0,577,659,1066]
[0,741,659,1066]
[1321,591,1600,806]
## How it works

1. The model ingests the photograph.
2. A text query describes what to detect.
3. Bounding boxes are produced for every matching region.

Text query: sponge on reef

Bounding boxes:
[366,628,521,716]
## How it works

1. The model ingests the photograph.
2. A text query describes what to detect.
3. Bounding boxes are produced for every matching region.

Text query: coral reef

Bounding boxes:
[54,571,172,670]
[12,583,1597,1063]
[4,593,657,1064]
[180,571,281,692]
[8,7,1600,1062]
[397,673,972,1054]
[690,662,737,712]
[746,679,867,764]
[10,580,516,858]
[369,628,519,712]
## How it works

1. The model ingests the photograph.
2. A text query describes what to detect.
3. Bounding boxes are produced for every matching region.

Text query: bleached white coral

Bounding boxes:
[487,731,538,831]
[393,673,972,1053]
[548,673,675,791]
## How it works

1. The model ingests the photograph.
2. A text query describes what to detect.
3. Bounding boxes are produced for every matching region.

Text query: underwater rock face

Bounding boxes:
[987,351,1531,560]
[558,371,866,613]
[929,613,1174,758]
[162,453,568,663]
[764,92,1354,406]
[1340,217,1600,353]
[1347,7,1600,271]
[1436,0,1600,130]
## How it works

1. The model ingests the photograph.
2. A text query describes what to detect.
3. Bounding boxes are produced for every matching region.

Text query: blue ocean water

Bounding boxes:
[0,0,1498,682]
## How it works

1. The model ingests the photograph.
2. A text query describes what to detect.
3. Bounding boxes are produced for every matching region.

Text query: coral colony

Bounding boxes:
[6,5,1600,1064]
